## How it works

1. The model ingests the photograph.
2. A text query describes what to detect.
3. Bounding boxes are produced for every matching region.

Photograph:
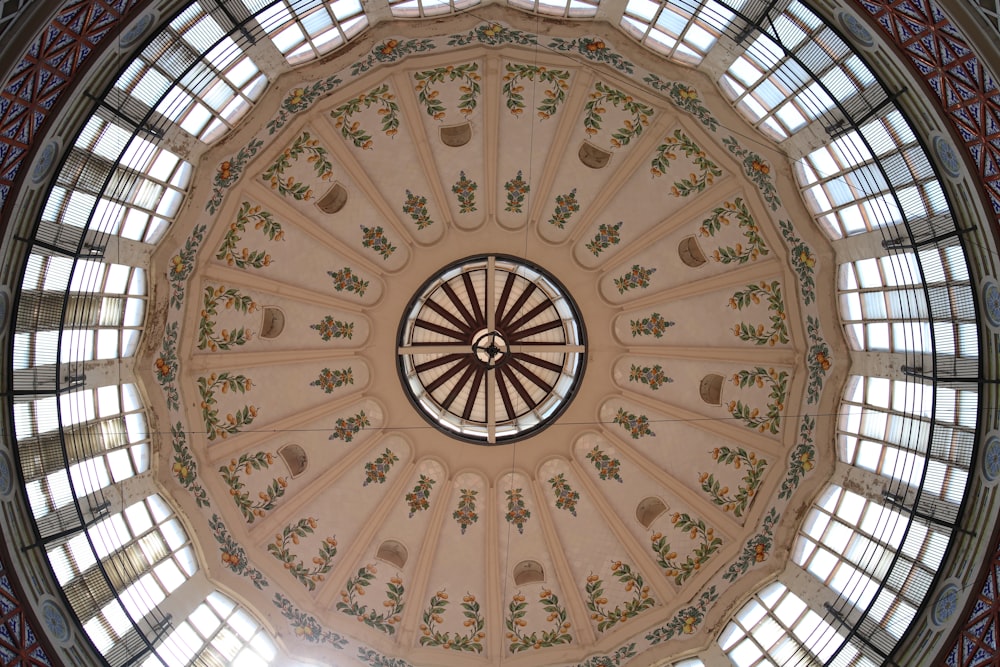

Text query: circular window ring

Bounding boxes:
[397,255,587,445]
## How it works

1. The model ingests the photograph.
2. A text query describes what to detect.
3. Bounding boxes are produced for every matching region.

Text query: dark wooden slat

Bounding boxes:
[495,368,516,420]
[424,357,472,393]
[512,352,563,373]
[509,319,563,342]
[441,281,477,329]
[494,272,516,327]
[441,363,478,410]
[506,299,554,334]
[499,282,536,330]
[462,366,486,420]
[507,357,554,393]
[414,318,466,340]
[500,364,538,409]
[425,298,473,334]
[462,271,486,328]
[414,354,465,373]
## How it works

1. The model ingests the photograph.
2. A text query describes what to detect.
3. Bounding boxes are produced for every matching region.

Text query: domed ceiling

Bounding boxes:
[139,11,846,666]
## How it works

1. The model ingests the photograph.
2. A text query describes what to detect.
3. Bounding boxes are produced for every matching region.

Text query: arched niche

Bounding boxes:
[579,142,611,169]
[679,236,707,267]
[316,183,348,214]
[700,373,724,405]
[278,444,307,478]
[636,496,668,528]
[377,540,408,569]
[513,560,545,586]
[260,307,285,339]
[441,123,471,147]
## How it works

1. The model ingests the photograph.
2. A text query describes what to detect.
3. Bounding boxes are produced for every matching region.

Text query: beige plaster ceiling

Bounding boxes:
[140,11,846,666]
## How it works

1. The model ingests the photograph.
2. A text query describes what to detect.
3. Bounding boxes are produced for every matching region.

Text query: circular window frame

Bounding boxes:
[396,254,587,445]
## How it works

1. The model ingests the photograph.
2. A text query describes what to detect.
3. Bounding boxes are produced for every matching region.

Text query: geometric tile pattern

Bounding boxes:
[0,564,53,666]
[0,0,141,215]
[944,540,1000,666]
[854,3,1000,664]
[859,0,1000,223]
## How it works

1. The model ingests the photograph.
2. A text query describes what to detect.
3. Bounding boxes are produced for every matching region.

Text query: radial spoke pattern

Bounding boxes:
[398,256,585,443]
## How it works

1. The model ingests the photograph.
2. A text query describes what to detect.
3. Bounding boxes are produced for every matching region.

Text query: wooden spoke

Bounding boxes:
[399,256,585,443]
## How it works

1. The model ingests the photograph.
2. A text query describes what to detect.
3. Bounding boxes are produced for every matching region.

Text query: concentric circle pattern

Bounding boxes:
[398,255,585,443]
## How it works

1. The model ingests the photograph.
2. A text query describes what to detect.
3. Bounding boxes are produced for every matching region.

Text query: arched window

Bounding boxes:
[141,591,277,667]
[245,0,368,64]
[620,0,738,65]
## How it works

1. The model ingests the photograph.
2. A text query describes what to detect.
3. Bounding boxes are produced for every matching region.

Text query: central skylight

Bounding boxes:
[397,255,586,444]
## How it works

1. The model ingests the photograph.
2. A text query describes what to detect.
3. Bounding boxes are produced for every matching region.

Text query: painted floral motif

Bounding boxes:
[210,514,268,589]
[586,221,622,256]
[336,564,404,635]
[548,36,634,74]
[628,363,672,390]
[351,38,436,76]
[452,171,477,213]
[502,63,570,119]
[267,518,338,591]
[402,190,433,229]
[207,139,263,214]
[329,83,400,149]
[406,474,436,517]
[261,131,333,200]
[218,452,287,523]
[780,415,816,500]
[216,201,284,269]
[363,449,399,487]
[171,422,207,507]
[420,591,485,653]
[583,82,653,148]
[453,489,478,534]
[630,313,673,338]
[548,189,580,228]
[729,281,789,346]
[356,648,413,667]
[505,488,531,534]
[585,561,655,632]
[699,198,768,264]
[650,513,723,586]
[198,372,257,441]
[505,589,572,653]
[329,411,370,442]
[414,63,481,119]
[778,219,816,305]
[156,322,180,411]
[448,23,536,47]
[650,128,721,196]
[614,265,656,294]
[198,285,257,351]
[274,593,348,647]
[360,225,396,260]
[311,316,355,340]
[806,315,830,405]
[504,170,529,212]
[642,75,719,131]
[723,508,779,582]
[168,224,206,309]
[548,473,580,516]
[723,136,781,211]
[267,75,343,135]
[328,267,369,297]
[310,367,354,394]
[645,586,718,643]
[613,408,655,438]
[586,446,623,482]
[728,367,788,434]
[700,447,767,517]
